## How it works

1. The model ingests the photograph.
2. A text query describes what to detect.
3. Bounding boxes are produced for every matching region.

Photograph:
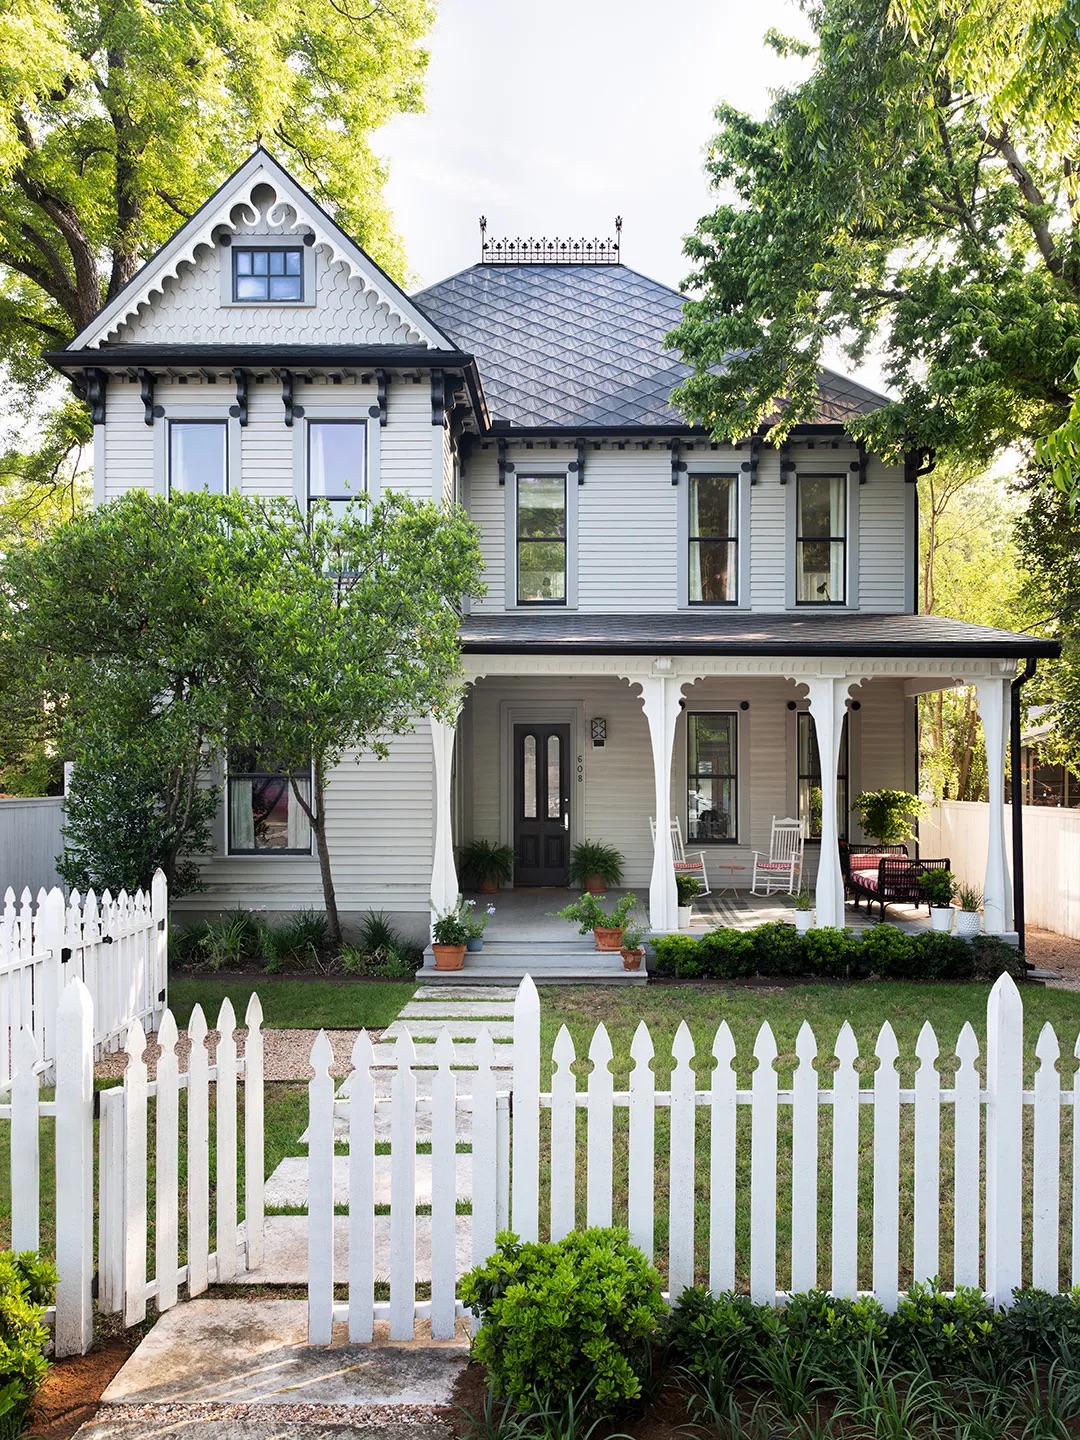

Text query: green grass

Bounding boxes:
[167,975,414,1030]
[535,980,1080,1295]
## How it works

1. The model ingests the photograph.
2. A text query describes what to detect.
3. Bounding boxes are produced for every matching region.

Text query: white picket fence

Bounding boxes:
[308,973,1079,1342]
[0,871,167,1082]
[3,980,264,1354]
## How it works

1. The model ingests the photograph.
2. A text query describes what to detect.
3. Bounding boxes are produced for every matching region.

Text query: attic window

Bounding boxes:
[233,247,303,302]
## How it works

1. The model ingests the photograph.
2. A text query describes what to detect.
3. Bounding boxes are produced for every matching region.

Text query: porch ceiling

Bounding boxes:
[460,611,1059,659]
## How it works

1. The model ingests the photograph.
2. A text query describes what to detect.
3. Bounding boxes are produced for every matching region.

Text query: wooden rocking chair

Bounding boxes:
[751,817,805,896]
[650,817,711,896]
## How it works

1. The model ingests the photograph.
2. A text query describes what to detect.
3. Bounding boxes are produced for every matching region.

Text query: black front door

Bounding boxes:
[513,723,571,886]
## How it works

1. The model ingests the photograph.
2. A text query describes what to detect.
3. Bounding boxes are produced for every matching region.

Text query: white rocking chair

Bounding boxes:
[751,817,805,896]
[650,817,711,896]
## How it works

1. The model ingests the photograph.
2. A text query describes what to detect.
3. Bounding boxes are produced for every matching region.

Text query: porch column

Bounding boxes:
[975,676,1013,936]
[637,671,683,931]
[804,676,851,928]
[430,713,459,920]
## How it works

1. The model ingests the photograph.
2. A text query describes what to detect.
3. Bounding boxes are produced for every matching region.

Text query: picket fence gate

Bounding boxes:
[2,979,264,1355]
[0,870,168,1083]
[308,972,1079,1343]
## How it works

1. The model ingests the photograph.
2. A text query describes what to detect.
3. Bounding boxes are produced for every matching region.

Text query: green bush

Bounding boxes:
[999,1287,1080,1364]
[340,913,419,978]
[0,1251,57,1432]
[664,1285,785,1384]
[697,927,756,978]
[263,910,330,972]
[748,921,805,976]
[889,1281,1001,1375]
[195,909,266,971]
[801,925,863,978]
[459,1229,666,1416]
[650,934,704,977]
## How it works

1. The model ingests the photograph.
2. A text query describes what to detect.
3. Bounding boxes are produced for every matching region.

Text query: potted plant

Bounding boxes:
[955,884,983,938]
[793,887,814,933]
[619,923,646,971]
[431,897,470,970]
[555,892,639,951]
[459,839,515,895]
[676,874,701,927]
[919,869,956,932]
[852,789,926,847]
[568,839,625,894]
[463,899,497,952]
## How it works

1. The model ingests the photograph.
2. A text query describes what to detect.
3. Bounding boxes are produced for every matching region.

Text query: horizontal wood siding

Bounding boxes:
[103,382,155,499]
[577,450,677,611]
[240,382,294,496]
[859,462,909,611]
[466,451,505,609]
[381,378,434,498]
[749,449,786,610]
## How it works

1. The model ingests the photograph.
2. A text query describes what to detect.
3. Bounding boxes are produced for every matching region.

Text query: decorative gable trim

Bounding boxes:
[68,148,453,353]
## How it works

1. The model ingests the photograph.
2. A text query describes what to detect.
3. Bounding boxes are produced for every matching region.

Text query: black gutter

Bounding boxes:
[1011,655,1039,955]
[484,421,855,440]
[460,638,1062,660]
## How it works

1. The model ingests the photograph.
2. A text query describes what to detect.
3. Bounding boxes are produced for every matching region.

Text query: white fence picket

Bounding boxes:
[11,1029,39,1254]
[550,1026,577,1242]
[790,1021,818,1294]
[953,1023,981,1290]
[471,1030,499,1268]
[586,1024,614,1228]
[985,973,1024,1304]
[186,1005,210,1299]
[348,1031,376,1343]
[750,1023,778,1305]
[244,994,265,1273]
[122,1019,148,1327]
[307,1030,335,1346]
[52,979,93,1357]
[831,1023,860,1298]
[389,1031,417,1341]
[154,1011,180,1313]
[512,975,541,1241]
[1032,1023,1061,1291]
[628,1021,656,1263]
[669,1022,696,1300]
[913,1023,940,1285]
[214,999,238,1283]
[431,1031,458,1340]
[1073,1032,1080,1289]
[709,1021,736,1294]
[872,1023,900,1312]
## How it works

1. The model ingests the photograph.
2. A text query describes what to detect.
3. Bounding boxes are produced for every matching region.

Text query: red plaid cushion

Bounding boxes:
[857,873,880,891]
[850,853,884,872]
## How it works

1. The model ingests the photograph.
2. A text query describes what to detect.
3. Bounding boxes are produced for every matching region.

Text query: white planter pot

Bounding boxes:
[794,910,815,934]
[677,906,692,928]
[930,906,955,933]
[955,909,981,938]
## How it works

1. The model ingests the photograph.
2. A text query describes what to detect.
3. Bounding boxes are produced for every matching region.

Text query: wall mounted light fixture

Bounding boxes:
[591,717,607,747]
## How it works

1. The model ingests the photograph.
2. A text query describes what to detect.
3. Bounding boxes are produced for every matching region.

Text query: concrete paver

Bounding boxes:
[235,1216,474,1286]
[76,1411,452,1440]
[265,1154,474,1209]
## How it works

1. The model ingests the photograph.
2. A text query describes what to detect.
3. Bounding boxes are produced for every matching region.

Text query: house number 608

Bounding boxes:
[576,755,584,782]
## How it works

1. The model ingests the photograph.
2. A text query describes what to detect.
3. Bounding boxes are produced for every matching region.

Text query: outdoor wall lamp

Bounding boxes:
[591,717,607,747]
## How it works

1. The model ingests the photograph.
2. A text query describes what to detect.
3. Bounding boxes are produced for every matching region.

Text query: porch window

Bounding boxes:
[796,473,846,603]
[308,420,366,517]
[797,711,849,839]
[227,749,312,855]
[689,473,738,603]
[169,420,227,495]
[516,474,566,604]
[687,713,737,843]
[233,247,304,302]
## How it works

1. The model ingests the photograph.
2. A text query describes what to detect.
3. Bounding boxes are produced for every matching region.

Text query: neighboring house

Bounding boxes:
[47,149,1058,943]
[1019,708,1080,807]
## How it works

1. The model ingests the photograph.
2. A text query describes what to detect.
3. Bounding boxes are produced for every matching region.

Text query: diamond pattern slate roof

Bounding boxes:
[414,264,891,430]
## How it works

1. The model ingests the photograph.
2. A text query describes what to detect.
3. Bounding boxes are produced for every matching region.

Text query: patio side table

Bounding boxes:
[715,864,744,898]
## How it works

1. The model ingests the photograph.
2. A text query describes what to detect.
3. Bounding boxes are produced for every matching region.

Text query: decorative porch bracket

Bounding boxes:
[429,714,460,921]
[975,676,1013,936]
[803,676,855,928]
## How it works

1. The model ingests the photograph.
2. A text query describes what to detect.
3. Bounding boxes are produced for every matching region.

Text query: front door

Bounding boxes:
[513,723,571,886]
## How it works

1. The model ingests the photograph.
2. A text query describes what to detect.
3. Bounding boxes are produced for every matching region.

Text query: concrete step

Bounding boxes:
[419,964,646,986]
[399,1001,516,1019]
[234,1215,474,1285]
[266,1152,474,1209]
[381,1021,514,1042]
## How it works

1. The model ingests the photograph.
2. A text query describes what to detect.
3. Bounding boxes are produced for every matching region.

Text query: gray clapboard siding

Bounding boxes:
[240,382,295,496]
[859,463,909,610]
[381,378,435,499]
[466,451,505,609]
[103,381,155,499]
[576,450,678,611]
[0,797,65,895]
[748,449,787,611]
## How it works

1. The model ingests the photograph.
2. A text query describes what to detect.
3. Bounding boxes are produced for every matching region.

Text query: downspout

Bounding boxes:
[1010,656,1038,956]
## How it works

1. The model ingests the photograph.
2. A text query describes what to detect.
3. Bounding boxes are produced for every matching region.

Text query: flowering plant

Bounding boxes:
[463,898,497,939]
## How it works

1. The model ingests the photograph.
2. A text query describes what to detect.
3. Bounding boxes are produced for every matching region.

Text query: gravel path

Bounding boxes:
[93,1028,377,1082]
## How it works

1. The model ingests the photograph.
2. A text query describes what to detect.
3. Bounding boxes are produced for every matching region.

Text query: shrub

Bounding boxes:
[698,927,756,978]
[781,1290,890,1385]
[263,910,330,971]
[459,1229,666,1416]
[194,909,265,971]
[801,926,862,978]
[340,913,419,978]
[971,934,1026,980]
[649,934,702,977]
[909,930,975,980]
[675,874,702,905]
[859,922,920,979]
[888,1281,1001,1375]
[0,1251,58,1432]
[664,1286,784,1384]
[999,1288,1080,1364]
[460,840,515,888]
[568,840,625,889]
[749,921,805,976]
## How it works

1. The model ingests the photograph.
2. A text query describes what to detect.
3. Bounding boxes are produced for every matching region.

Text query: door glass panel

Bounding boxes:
[546,734,561,819]
[522,734,537,817]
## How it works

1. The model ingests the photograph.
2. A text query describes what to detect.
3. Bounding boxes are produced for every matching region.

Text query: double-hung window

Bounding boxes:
[689,473,738,603]
[516,474,566,604]
[307,421,366,516]
[227,749,312,854]
[687,713,738,843]
[233,247,304,302]
[796,473,846,603]
[797,711,850,839]
[169,420,228,495]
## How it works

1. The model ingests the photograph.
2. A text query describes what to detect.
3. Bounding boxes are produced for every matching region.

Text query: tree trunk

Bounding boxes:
[292,758,341,950]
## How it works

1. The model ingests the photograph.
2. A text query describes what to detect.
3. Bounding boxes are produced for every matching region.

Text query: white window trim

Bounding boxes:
[219,239,317,309]
[293,412,381,508]
[681,707,747,846]
[155,407,239,497]
[504,462,578,611]
[678,466,751,610]
[785,466,861,610]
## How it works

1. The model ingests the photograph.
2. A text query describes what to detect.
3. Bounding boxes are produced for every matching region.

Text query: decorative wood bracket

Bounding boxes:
[850,440,867,485]
[497,437,515,487]
[670,438,687,486]
[281,370,303,427]
[230,368,248,426]
[741,434,761,485]
[137,368,155,426]
[431,369,446,426]
[779,438,796,485]
[368,368,388,426]
[84,367,107,425]
[568,437,586,485]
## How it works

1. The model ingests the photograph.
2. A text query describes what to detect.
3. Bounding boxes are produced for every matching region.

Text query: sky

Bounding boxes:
[378,0,815,294]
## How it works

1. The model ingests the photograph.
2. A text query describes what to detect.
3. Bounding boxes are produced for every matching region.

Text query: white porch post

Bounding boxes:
[804,676,851,928]
[430,714,459,920]
[636,670,683,931]
[975,676,1013,936]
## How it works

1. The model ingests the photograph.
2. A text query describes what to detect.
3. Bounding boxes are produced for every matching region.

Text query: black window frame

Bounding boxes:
[232,245,305,303]
[797,710,850,840]
[168,418,229,496]
[686,711,739,845]
[795,471,847,606]
[226,749,313,857]
[306,418,368,512]
[688,471,739,605]
[515,472,567,606]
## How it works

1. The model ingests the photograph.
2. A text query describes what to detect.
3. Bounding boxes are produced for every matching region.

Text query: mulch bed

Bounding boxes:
[26,1330,142,1440]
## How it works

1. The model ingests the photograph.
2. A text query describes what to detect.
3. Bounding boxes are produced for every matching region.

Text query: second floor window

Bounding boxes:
[796,473,846,603]
[689,473,738,603]
[233,247,304,302]
[308,421,366,517]
[687,713,738,843]
[797,710,850,839]
[169,420,227,495]
[517,474,566,604]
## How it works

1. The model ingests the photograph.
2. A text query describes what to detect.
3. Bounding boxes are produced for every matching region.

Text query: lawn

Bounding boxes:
[533,980,1080,1295]
[167,975,414,1030]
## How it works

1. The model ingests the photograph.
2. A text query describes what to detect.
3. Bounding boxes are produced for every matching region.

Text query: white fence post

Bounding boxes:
[749,1023,778,1305]
[430,1030,458,1340]
[11,1030,40,1254]
[122,1018,148,1328]
[53,979,94,1356]
[151,870,168,1029]
[244,994,265,1274]
[348,1031,375,1343]
[668,1022,696,1300]
[155,1012,180,1314]
[389,1031,417,1341]
[97,1087,124,1315]
[214,999,238,1284]
[307,1030,335,1346]
[985,974,1024,1305]
[187,1005,211,1299]
[511,976,540,1241]
[628,1021,656,1264]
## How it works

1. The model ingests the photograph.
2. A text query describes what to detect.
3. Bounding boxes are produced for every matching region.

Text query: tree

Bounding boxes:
[670,0,1080,486]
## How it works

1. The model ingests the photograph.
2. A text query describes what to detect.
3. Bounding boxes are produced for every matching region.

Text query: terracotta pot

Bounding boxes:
[432,943,466,971]
[584,874,607,894]
[593,926,624,951]
[477,879,498,895]
[620,948,643,970]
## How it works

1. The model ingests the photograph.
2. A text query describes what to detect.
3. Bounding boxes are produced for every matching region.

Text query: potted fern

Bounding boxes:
[919,868,956,932]
[555,892,639,951]
[676,874,701,927]
[955,884,983,938]
[568,839,625,894]
[459,839,515,895]
[619,923,646,971]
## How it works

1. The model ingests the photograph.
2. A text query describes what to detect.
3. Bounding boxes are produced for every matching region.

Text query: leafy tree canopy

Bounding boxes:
[670,0,1080,486]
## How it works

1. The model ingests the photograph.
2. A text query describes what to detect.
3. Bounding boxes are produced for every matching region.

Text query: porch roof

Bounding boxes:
[459,611,1059,659]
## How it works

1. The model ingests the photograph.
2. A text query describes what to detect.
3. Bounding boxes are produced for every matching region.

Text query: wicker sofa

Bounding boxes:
[839,842,952,922]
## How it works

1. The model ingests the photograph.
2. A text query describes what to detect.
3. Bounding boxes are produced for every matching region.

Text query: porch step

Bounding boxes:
[419,956,647,986]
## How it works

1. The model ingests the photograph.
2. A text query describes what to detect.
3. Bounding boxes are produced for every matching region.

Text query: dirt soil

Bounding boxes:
[445,1362,689,1440]
[1027,927,1080,987]
[26,1330,140,1440]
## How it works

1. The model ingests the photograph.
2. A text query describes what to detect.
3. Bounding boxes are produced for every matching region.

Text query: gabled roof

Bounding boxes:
[415,263,890,431]
[68,148,454,353]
